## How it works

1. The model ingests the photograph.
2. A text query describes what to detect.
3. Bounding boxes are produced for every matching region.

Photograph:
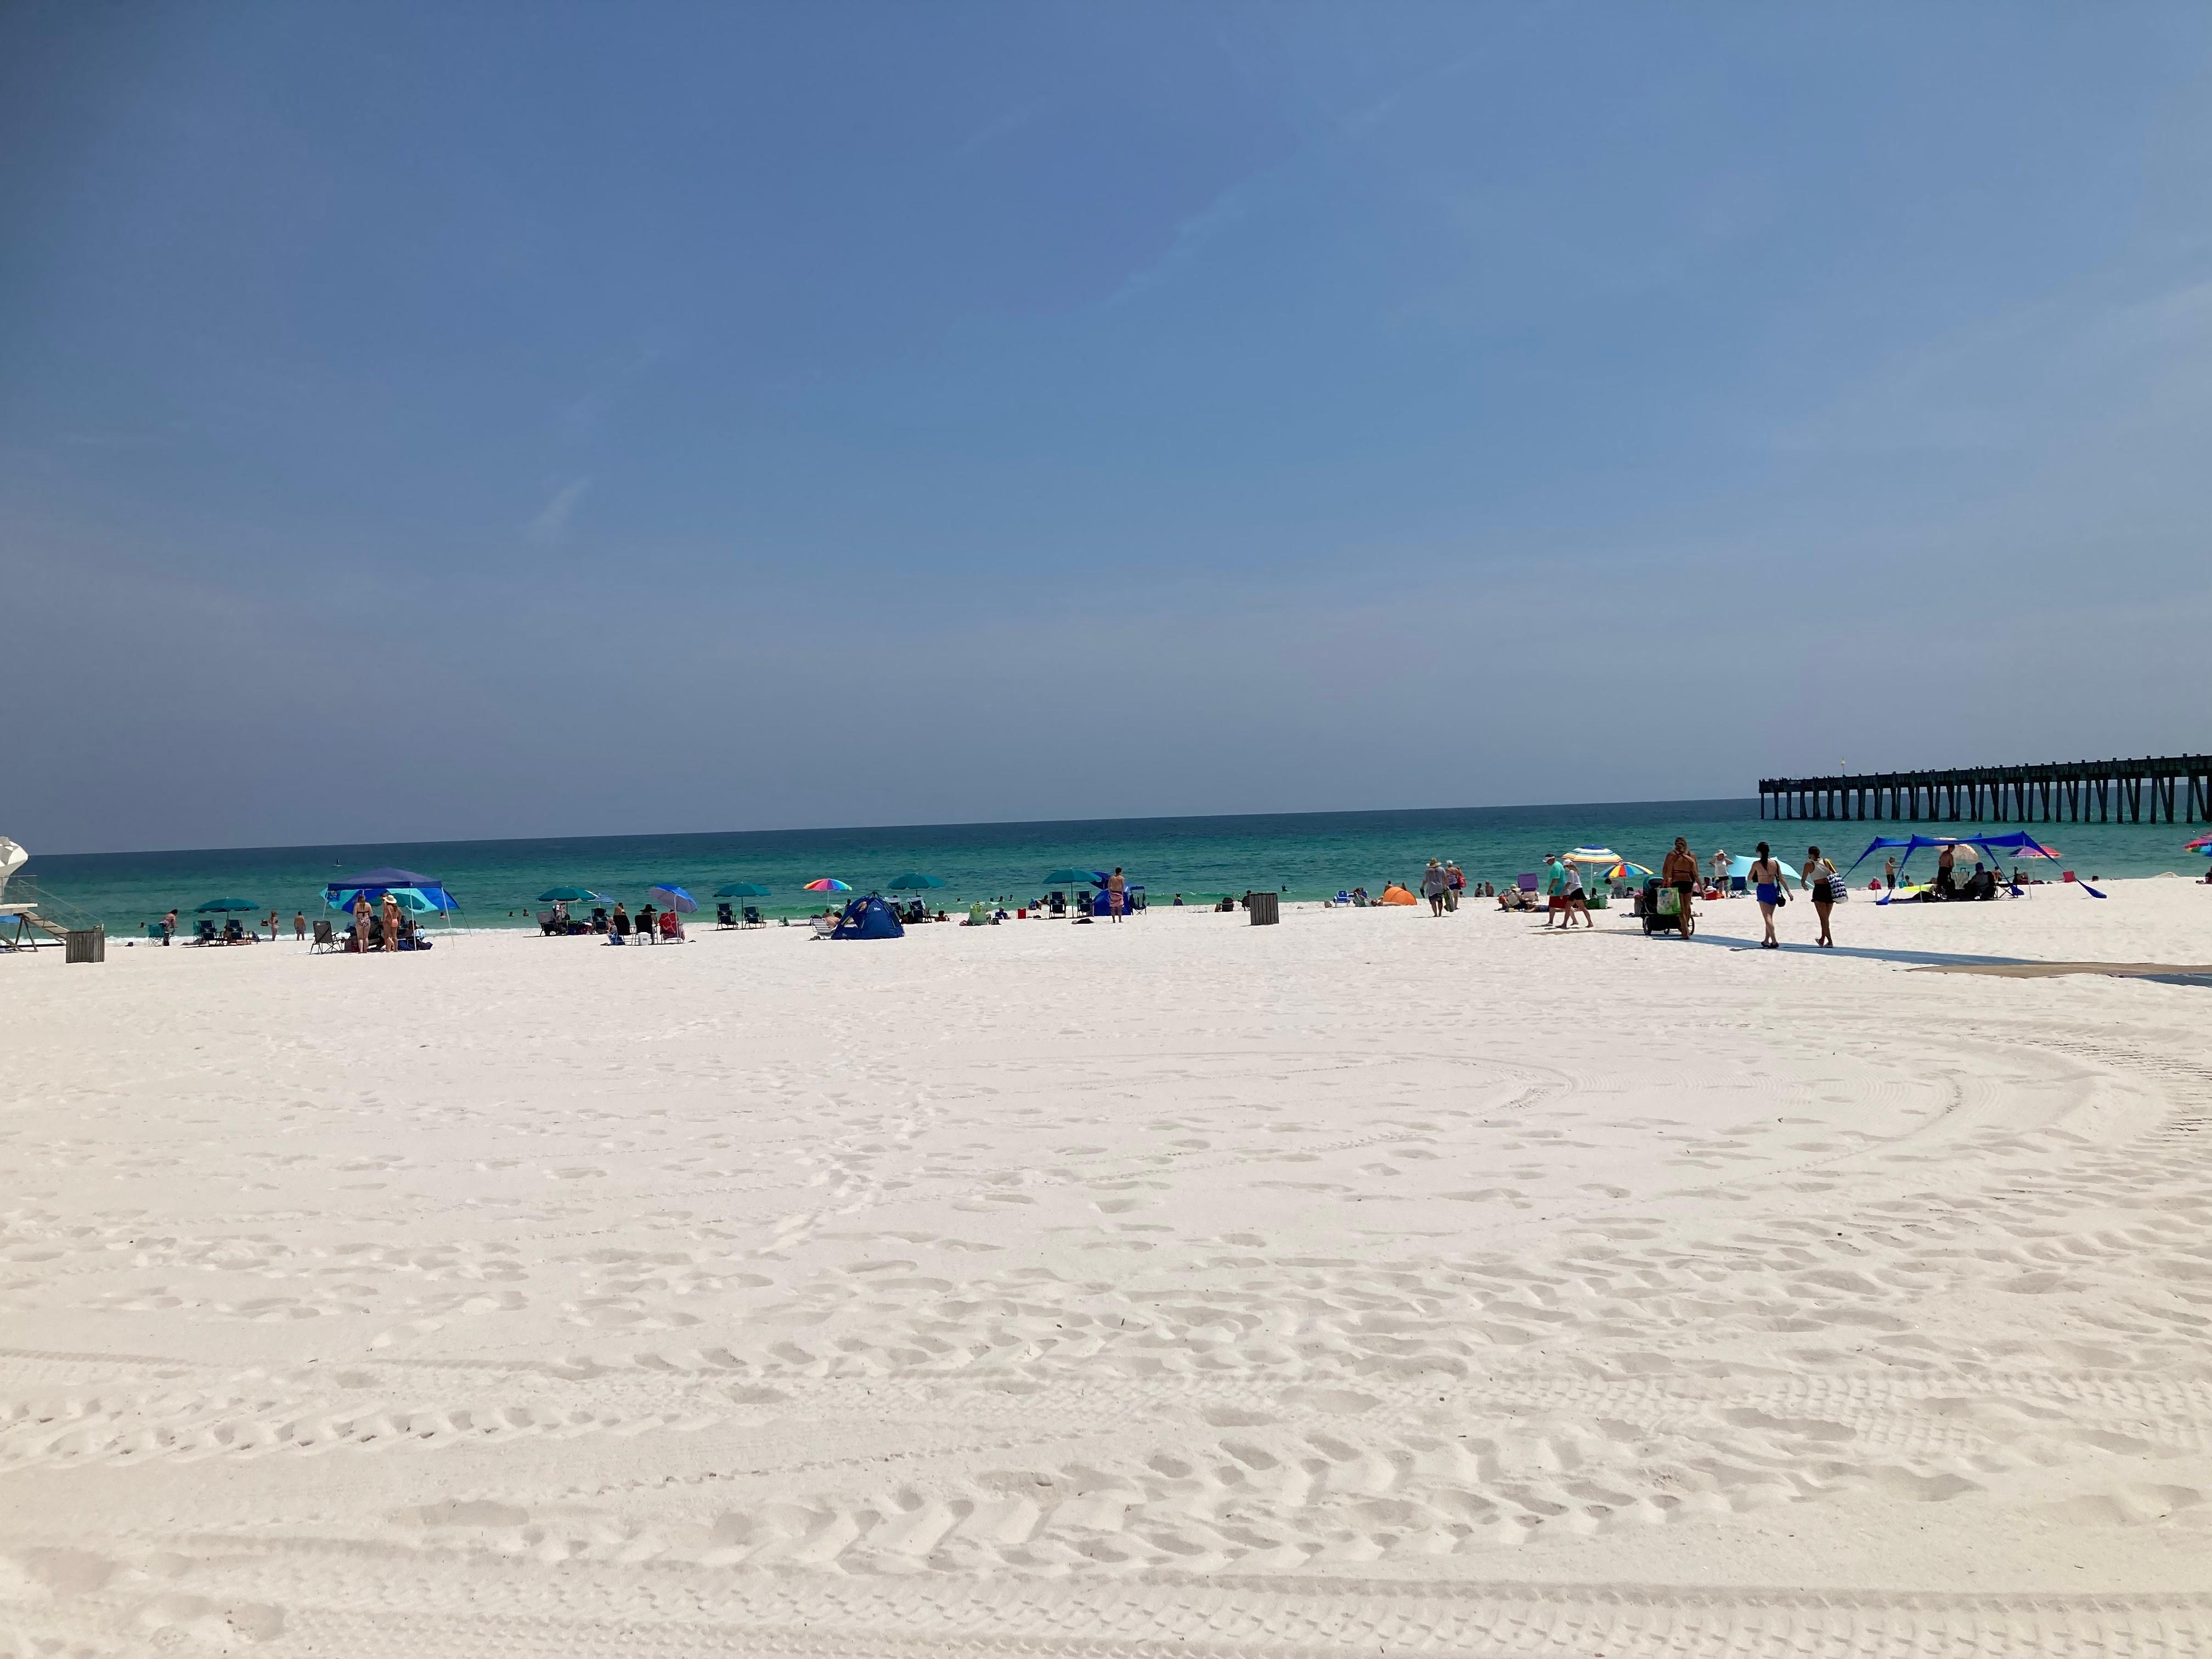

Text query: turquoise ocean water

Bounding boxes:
[15,799,2203,934]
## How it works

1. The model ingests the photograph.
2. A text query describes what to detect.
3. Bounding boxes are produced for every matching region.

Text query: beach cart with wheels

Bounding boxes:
[1638,878,1686,936]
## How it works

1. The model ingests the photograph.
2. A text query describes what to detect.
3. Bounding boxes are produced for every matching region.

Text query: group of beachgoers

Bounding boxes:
[1660,837,1841,950]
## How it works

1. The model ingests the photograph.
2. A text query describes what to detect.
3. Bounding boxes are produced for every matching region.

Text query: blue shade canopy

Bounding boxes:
[195,896,260,912]
[381,888,449,914]
[326,881,460,911]
[330,867,439,888]
[886,873,946,890]
[1843,833,2058,873]
[648,884,698,913]
[713,881,771,898]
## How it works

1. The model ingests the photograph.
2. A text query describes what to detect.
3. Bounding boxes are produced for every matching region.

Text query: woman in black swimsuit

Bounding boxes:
[1802,844,1837,949]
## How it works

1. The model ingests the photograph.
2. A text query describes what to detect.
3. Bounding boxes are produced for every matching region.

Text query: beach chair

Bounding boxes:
[742,905,764,928]
[145,921,166,943]
[611,911,631,938]
[311,918,338,953]
[715,902,737,928]
[1516,873,1539,895]
[537,910,563,936]
[222,919,245,944]
[1048,892,1067,917]
[809,915,837,938]
[658,910,683,941]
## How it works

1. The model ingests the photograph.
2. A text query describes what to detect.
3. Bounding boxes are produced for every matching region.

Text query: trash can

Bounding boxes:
[65,926,106,964]
[1249,892,1280,926]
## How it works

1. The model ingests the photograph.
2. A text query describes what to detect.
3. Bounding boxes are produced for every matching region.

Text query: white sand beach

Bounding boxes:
[5,881,2211,1655]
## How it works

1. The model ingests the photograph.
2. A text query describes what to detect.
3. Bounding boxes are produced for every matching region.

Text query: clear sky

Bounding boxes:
[5,4,2209,853]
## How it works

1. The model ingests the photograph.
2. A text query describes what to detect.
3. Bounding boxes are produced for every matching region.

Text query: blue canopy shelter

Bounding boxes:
[324,867,460,911]
[832,894,905,940]
[1843,832,2089,902]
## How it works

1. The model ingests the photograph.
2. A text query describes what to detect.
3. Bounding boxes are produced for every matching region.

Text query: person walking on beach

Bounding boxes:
[1445,861,1464,912]
[1561,857,1594,928]
[1883,854,1897,892]
[1423,859,1448,916]
[1803,845,1838,947]
[1749,843,1786,949]
[1542,853,1570,928]
[1106,867,1126,922]
[1661,838,1699,939]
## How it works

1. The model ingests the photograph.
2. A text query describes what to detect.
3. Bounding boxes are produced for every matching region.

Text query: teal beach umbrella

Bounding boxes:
[195,897,260,912]
[714,881,772,898]
[537,886,602,904]
[1041,867,1104,886]
[887,873,946,890]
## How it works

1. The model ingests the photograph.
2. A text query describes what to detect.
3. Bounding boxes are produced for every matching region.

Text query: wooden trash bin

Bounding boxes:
[65,926,106,964]
[1249,892,1280,926]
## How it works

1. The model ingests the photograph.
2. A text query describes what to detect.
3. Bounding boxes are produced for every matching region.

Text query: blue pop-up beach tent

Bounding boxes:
[1842,832,2089,901]
[832,894,905,940]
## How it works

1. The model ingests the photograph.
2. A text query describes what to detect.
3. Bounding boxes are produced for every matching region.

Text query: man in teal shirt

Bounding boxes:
[1543,854,1568,929]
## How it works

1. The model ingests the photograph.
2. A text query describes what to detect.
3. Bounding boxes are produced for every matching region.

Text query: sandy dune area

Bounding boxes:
[5,880,2210,1655]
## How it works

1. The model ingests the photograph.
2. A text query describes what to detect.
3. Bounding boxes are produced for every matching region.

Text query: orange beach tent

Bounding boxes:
[1378,884,1418,905]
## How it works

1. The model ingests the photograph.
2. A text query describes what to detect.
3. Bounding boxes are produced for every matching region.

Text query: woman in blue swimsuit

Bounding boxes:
[1749,842,1786,950]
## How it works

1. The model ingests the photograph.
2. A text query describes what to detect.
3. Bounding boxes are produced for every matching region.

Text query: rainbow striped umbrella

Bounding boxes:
[803,878,851,893]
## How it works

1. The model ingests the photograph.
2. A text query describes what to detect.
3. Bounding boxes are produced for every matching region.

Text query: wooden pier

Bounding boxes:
[1758,754,2212,823]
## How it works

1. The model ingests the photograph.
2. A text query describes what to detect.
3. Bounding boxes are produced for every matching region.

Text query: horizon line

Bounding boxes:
[25,794,1765,864]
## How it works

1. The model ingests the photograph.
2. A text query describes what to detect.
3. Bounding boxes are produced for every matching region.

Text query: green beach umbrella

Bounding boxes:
[713,881,772,898]
[195,897,260,912]
[887,873,946,891]
[537,886,602,904]
[1041,867,1104,886]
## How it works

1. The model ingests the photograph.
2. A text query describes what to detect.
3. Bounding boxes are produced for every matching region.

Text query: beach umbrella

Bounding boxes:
[2187,833,2212,852]
[1606,861,1654,881]
[714,881,771,898]
[803,878,851,893]
[195,896,260,913]
[887,873,947,891]
[1562,846,1621,865]
[537,886,602,904]
[648,884,698,913]
[1041,867,1105,886]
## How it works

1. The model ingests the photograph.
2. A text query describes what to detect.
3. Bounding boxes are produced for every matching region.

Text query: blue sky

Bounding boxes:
[5,4,2209,853]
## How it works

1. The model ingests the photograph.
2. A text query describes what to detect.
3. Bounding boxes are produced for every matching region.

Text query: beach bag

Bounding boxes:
[1656,887,1680,915]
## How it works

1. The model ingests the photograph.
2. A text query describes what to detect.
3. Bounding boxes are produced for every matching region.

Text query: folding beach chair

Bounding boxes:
[311,918,338,953]
[716,902,737,928]
[742,906,764,928]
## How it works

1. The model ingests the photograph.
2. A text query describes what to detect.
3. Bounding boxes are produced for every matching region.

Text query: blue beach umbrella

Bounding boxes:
[648,884,698,913]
